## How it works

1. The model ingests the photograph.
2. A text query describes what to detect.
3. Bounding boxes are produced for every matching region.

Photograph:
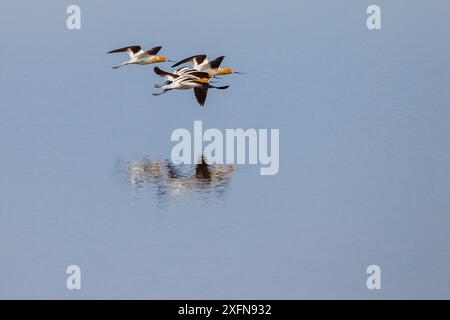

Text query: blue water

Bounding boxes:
[1,0,450,298]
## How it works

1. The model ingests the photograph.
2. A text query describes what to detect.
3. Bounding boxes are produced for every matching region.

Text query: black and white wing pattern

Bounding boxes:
[171,55,208,68]
[207,56,225,70]
[107,45,143,58]
[194,87,208,107]
[138,46,162,58]
[154,66,180,81]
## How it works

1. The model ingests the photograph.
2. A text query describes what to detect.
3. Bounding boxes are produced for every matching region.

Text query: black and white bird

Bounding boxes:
[171,54,244,77]
[107,45,173,69]
[152,67,229,107]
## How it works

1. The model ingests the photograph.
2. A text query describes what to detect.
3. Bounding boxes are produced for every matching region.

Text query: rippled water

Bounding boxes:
[119,155,235,206]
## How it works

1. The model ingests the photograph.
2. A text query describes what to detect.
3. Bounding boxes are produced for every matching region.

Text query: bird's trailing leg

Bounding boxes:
[112,61,130,69]
[153,89,172,96]
[154,81,171,88]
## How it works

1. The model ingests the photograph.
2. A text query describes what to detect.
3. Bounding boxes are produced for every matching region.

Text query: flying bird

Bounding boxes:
[152,67,229,107]
[171,55,244,77]
[154,66,217,88]
[107,45,173,69]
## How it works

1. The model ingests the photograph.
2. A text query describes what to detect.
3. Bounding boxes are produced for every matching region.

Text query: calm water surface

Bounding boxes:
[1,0,450,298]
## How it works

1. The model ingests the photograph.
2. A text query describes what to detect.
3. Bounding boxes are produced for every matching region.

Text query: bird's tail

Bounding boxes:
[112,62,129,69]
[154,81,171,88]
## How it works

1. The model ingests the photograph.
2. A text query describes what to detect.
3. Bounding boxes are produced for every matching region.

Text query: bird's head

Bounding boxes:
[216,68,234,75]
[216,67,245,75]
[152,56,173,63]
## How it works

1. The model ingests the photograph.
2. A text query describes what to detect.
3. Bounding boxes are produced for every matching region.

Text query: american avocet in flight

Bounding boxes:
[154,66,218,88]
[107,45,173,69]
[171,55,244,77]
[152,67,229,107]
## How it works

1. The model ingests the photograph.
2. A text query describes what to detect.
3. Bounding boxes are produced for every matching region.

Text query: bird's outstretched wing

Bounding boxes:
[172,55,208,68]
[194,87,208,107]
[144,46,162,56]
[187,71,210,79]
[107,45,143,58]
[154,66,179,81]
[208,56,225,70]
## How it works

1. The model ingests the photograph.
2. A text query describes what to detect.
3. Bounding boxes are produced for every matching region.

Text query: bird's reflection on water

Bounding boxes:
[126,155,235,204]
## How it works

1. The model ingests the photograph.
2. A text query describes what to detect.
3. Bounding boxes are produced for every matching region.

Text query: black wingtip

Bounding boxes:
[154,66,162,74]
[171,54,207,68]
[146,46,163,55]
[215,56,225,63]
[209,56,225,69]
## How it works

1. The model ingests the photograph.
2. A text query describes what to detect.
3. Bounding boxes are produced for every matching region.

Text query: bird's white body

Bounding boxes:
[152,67,229,106]
[123,51,156,65]
[190,58,210,71]
[171,55,225,77]
[171,55,242,77]
[107,45,169,69]
[159,75,206,90]
[193,59,223,76]
[173,67,207,77]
